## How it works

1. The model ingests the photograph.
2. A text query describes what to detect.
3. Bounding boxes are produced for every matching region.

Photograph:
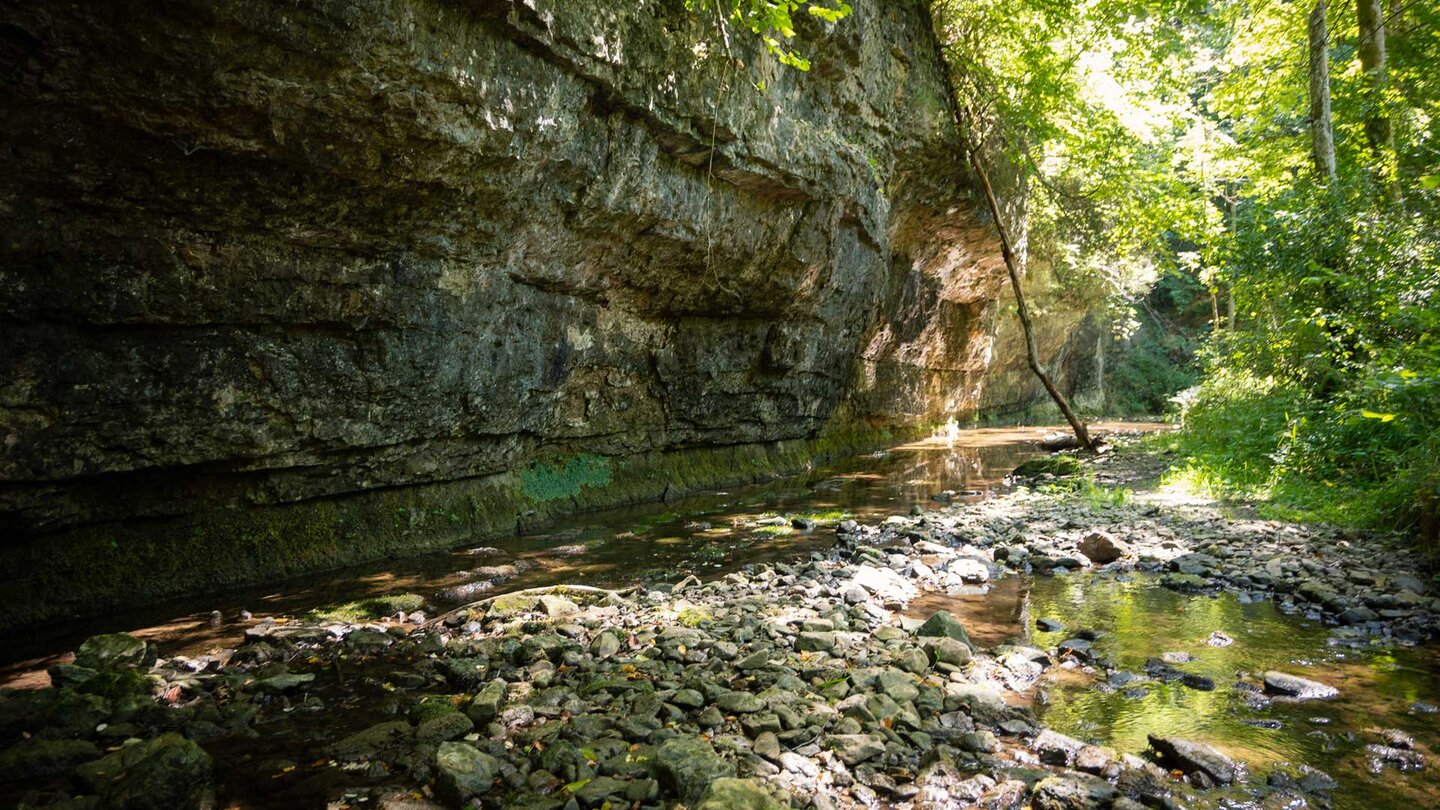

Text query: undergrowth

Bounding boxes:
[1155,366,1440,553]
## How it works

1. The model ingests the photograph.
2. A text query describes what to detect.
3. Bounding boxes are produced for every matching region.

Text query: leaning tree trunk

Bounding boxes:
[968,148,1095,452]
[1308,0,1337,182]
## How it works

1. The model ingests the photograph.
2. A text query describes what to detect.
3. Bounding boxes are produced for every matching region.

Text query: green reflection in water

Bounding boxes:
[1025,574,1440,810]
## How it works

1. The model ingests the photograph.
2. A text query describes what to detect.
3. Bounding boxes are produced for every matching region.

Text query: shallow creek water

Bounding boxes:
[911,575,1440,809]
[3,422,1438,809]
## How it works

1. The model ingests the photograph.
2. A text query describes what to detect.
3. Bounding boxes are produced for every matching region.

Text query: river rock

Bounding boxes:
[1032,729,1085,766]
[851,565,918,603]
[696,777,789,810]
[538,595,580,616]
[74,633,149,670]
[0,738,101,780]
[467,679,507,722]
[944,683,1008,722]
[332,720,413,759]
[1263,671,1339,700]
[1074,745,1118,776]
[591,630,623,658]
[1077,531,1128,564]
[717,691,764,713]
[1147,735,1236,784]
[922,636,973,666]
[573,775,629,805]
[1031,773,1120,810]
[894,646,931,675]
[825,734,885,766]
[654,737,734,803]
[795,631,836,652]
[434,741,499,805]
[876,669,920,701]
[417,710,474,743]
[75,733,212,809]
[916,610,974,650]
[1364,743,1426,772]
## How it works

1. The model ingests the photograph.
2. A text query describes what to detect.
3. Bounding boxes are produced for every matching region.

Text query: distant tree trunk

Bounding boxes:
[1355,0,1390,151]
[1308,0,1337,182]
[1356,0,1399,200]
[968,148,1095,452]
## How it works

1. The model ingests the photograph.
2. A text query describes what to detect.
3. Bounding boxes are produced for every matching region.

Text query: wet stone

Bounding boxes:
[467,680,507,723]
[1077,531,1128,564]
[590,630,622,659]
[876,670,920,702]
[1148,735,1237,785]
[1364,744,1427,773]
[671,688,705,709]
[333,720,413,759]
[922,636,973,666]
[1263,671,1339,700]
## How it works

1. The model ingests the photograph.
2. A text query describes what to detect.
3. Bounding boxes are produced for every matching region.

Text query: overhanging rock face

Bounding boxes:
[0,0,1018,626]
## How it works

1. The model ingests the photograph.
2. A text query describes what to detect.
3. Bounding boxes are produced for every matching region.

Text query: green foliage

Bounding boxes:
[1097,0,1440,546]
[522,454,613,502]
[1104,272,1207,415]
[684,0,852,70]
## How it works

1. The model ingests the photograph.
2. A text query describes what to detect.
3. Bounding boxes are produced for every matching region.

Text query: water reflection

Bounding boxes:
[940,573,1440,810]
[1,424,1095,687]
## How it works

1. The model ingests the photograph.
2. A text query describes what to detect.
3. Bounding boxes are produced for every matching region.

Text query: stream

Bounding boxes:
[2,422,1436,809]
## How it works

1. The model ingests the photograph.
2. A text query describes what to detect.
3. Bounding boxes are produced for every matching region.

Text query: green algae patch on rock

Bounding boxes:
[1013,455,1083,478]
[521,454,613,502]
[310,592,427,622]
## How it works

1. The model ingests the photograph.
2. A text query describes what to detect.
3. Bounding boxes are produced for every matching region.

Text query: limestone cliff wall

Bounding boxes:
[0,0,1022,626]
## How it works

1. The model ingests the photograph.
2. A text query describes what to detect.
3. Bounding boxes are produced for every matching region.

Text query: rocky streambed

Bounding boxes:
[2,442,1438,809]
